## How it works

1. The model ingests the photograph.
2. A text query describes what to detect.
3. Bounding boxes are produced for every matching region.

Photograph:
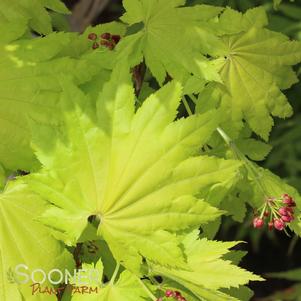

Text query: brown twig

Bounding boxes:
[132,61,146,97]
[70,0,110,32]
[73,242,83,269]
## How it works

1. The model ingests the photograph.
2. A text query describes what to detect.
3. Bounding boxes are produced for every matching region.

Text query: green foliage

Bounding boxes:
[0,0,69,43]
[26,65,239,271]
[0,0,301,300]
[72,266,149,301]
[150,231,262,300]
[0,182,73,300]
[0,31,114,171]
[119,0,223,91]
[215,7,301,140]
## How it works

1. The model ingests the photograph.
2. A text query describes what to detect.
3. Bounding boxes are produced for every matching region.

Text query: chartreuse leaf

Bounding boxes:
[119,0,222,89]
[222,286,254,301]
[0,181,73,301]
[71,265,150,301]
[217,7,301,140]
[0,32,107,171]
[212,7,268,35]
[26,64,242,271]
[0,165,5,189]
[150,231,262,300]
[70,260,104,287]
[0,0,69,43]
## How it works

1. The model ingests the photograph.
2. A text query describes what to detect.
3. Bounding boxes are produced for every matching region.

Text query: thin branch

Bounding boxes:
[70,0,110,32]
[109,263,120,285]
[133,61,146,97]
[73,243,83,269]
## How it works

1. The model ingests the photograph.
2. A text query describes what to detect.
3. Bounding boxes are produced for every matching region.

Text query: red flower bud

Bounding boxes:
[253,217,264,228]
[279,207,288,216]
[274,219,285,231]
[289,201,296,207]
[100,32,111,40]
[92,42,99,49]
[107,42,115,50]
[264,210,269,217]
[283,194,295,207]
[88,33,97,40]
[165,290,174,297]
[268,221,274,230]
[111,34,121,44]
[281,215,292,223]
[100,40,110,46]
[286,207,294,213]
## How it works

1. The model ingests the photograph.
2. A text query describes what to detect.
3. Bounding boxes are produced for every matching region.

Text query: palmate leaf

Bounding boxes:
[118,0,222,90]
[70,264,150,301]
[0,0,69,43]
[151,231,262,301]
[0,32,109,171]
[26,64,241,271]
[0,165,5,189]
[217,7,301,140]
[0,181,73,301]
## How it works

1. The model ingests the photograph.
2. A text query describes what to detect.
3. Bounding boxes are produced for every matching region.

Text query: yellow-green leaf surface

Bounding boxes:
[26,65,241,271]
[0,182,73,301]
[151,231,262,300]
[0,0,69,43]
[0,33,106,171]
[71,269,150,301]
[118,0,222,89]
[218,8,301,140]
[0,165,5,189]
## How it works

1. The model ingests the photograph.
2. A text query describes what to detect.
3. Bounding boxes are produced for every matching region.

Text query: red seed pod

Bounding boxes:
[283,194,294,205]
[279,207,288,216]
[88,32,97,40]
[111,34,121,44]
[268,221,274,231]
[263,210,269,217]
[287,212,295,221]
[289,201,296,207]
[92,42,99,49]
[285,206,293,213]
[107,42,115,50]
[281,215,292,223]
[100,39,110,46]
[165,290,174,297]
[100,32,111,40]
[253,217,264,228]
[274,219,285,231]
